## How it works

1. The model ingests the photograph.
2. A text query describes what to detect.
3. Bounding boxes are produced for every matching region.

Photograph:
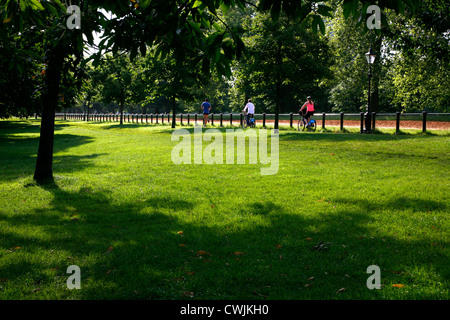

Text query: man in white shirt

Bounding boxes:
[243,99,255,126]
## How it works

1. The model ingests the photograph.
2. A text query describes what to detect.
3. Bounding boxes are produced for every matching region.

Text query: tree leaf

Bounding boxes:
[29,0,45,11]
[317,4,334,18]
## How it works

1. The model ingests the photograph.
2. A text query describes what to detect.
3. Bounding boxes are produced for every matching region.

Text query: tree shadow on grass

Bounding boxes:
[0,181,448,300]
[333,196,448,213]
[0,122,104,182]
[0,134,99,182]
[107,125,434,144]
[278,130,429,143]
[0,120,68,135]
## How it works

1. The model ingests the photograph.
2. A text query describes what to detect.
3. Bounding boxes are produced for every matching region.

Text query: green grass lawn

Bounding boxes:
[0,119,448,300]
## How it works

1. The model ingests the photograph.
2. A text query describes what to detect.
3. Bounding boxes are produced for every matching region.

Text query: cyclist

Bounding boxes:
[243,99,255,126]
[299,96,314,127]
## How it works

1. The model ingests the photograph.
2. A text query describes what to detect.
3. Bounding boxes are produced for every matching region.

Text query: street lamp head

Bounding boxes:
[365,47,376,65]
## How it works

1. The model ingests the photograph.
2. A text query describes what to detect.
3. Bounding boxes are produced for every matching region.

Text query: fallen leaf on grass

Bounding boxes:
[312,241,331,251]
[177,231,183,235]
[389,271,403,274]
[252,290,268,298]
[234,252,244,256]
[392,284,405,288]
[106,247,114,253]
[196,250,210,256]
[183,291,194,298]
[336,288,346,293]
[276,244,282,249]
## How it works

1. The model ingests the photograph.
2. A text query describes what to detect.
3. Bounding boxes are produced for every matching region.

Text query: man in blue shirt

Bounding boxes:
[201,98,211,127]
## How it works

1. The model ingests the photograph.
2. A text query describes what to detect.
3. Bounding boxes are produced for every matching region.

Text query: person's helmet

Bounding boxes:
[307,96,311,100]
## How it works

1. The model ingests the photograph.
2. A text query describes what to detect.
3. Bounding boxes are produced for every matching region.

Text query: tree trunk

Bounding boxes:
[274,43,282,130]
[86,101,90,121]
[171,95,176,129]
[33,47,64,183]
[371,35,383,113]
[274,79,280,130]
[120,102,124,125]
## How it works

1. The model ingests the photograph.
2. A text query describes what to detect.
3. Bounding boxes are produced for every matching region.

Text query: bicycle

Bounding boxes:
[242,110,256,129]
[297,110,316,132]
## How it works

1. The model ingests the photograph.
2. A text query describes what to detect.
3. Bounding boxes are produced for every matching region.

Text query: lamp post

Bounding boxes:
[364,47,376,133]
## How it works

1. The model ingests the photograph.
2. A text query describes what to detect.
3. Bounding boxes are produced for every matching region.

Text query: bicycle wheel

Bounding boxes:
[308,119,316,132]
[297,119,306,131]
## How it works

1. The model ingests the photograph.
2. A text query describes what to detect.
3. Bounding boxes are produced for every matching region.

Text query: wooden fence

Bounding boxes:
[53,112,449,133]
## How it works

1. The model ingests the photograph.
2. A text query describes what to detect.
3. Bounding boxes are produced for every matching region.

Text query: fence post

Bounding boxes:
[187,114,190,125]
[168,114,170,123]
[322,112,326,130]
[240,113,243,127]
[360,112,364,133]
[396,112,400,134]
[180,113,183,125]
[263,113,266,128]
[422,111,427,133]
[220,113,223,127]
[230,113,233,126]
[195,113,197,125]
[211,113,214,126]
[340,112,344,131]
[289,112,293,128]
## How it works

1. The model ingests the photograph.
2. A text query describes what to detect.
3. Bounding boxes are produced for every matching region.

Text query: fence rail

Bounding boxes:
[53,111,450,133]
